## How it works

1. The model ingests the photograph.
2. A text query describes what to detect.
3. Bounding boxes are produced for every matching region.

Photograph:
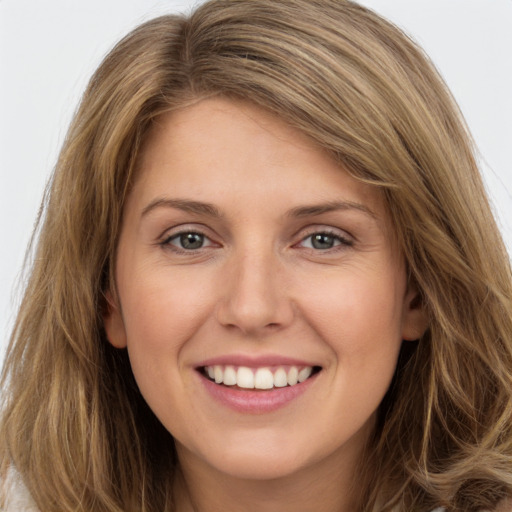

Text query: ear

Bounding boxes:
[103,290,127,348]
[401,283,428,341]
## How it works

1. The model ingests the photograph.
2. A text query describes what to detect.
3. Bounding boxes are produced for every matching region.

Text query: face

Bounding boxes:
[105,98,425,483]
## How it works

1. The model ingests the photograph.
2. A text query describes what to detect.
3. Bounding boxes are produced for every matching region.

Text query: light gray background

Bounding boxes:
[1,0,511,369]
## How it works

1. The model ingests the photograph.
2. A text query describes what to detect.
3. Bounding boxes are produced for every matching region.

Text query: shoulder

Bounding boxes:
[1,469,38,512]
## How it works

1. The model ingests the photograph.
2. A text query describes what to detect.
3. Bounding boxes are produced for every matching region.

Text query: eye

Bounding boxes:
[298,231,352,250]
[162,231,214,251]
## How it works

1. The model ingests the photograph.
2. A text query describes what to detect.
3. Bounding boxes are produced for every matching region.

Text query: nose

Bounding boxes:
[215,248,294,336]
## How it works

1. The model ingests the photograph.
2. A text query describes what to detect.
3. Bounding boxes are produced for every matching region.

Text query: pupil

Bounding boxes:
[181,233,203,249]
[312,233,334,249]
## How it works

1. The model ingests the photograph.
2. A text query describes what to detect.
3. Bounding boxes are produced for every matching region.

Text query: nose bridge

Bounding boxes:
[216,239,292,334]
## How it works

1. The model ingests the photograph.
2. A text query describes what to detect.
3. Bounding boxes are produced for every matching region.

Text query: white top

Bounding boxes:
[2,471,38,511]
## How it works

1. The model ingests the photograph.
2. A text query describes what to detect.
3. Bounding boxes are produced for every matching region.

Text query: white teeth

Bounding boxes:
[287,366,298,386]
[298,367,312,383]
[237,367,255,389]
[273,368,288,388]
[205,365,316,389]
[223,366,237,386]
[254,368,274,389]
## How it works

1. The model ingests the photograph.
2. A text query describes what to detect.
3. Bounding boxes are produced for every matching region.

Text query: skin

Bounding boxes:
[104,98,426,512]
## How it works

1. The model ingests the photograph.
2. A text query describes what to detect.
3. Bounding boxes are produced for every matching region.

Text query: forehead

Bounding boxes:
[129,98,389,228]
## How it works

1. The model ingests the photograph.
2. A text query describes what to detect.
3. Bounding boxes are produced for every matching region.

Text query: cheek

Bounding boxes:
[301,269,404,426]
[300,267,405,351]
[118,269,218,427]
[119,266,215,372]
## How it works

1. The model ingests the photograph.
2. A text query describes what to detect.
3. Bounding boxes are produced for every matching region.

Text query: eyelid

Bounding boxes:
[157,222,212,240]
[296,225,354,241]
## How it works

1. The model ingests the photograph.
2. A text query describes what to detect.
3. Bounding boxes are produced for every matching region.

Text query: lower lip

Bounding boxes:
[198,371,318,414]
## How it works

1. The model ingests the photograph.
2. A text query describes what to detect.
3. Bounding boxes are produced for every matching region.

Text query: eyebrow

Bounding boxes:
[287,200,376,219]
[141,197,375,220]
[141,198,223,218]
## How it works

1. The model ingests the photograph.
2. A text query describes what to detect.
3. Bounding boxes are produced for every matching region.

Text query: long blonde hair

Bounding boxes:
[1,1,511,510]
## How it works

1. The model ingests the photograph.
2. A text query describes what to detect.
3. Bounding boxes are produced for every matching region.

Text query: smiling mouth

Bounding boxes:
[201,365,322,390]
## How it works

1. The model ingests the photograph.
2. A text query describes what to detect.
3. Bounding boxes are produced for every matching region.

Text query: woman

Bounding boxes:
[1,0,511,510]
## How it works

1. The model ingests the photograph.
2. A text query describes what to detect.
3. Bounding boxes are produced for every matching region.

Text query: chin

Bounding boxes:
[208,450,311,481]
[178,431,318,481]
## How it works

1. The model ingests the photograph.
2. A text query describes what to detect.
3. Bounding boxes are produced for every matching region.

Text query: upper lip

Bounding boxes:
[196,354,321,369]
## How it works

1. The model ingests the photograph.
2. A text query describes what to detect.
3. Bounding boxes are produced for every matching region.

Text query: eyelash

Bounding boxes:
[296,229,353,252]
[159,230,215,254]
[158,228,354,254]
